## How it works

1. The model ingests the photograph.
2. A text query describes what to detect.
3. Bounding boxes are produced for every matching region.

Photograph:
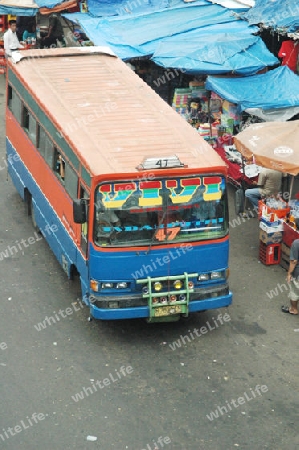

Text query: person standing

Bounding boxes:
[40,13,64,49]
[4,19,24,57]
[245,168,282,210]
[281,239,299,315]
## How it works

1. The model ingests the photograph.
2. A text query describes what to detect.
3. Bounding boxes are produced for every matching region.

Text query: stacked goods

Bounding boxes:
[0,15,7,74]
[258,199,289,265]
[0,48,5,75]
[172,88,191,115]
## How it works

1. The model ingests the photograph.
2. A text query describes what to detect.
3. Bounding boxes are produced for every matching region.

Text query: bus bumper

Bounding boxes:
[88,290,232,321]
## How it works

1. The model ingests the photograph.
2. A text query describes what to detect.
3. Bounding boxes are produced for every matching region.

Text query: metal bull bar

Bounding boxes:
[137,272,198,322]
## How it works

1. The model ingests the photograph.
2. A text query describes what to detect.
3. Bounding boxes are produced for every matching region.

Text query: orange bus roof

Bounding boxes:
[9,47,226,177]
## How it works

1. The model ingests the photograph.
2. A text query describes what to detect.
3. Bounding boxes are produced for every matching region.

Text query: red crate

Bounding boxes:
[282,221,299,248]
[259,242,281,265]
[258,200,290,220]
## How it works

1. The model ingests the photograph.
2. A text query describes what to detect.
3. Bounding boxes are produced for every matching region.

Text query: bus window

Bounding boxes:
[64,162,78,199]
[94,177,227,247]
[38,126,54,168]
[54,149,65,181]
[22,106,37,145]
[10,89,22,124]
[22,105,30,130]
[7,85,12,108]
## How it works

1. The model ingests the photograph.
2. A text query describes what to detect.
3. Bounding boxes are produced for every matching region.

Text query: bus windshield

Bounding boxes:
[94,176,228,247]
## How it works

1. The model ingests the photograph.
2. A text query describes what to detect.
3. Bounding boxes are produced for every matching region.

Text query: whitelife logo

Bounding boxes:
[71,365,133,403]
[206,385,269,421]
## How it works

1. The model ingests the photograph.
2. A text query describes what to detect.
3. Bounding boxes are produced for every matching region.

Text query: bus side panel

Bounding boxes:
[6,138,88,295]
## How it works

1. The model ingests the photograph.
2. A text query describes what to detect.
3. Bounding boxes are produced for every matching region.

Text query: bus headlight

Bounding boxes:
[173,280,183,289]
[154,282,163,291]
[188,281,194,289]
[101,282,114,289]
[116,282,127,289]
[211,271,222,280]
[198,273,209,281]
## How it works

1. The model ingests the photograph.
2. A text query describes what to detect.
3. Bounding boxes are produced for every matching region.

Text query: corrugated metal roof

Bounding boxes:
[10,47,226,177]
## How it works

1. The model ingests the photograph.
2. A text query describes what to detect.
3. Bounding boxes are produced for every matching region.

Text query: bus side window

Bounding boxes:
[38,125,54,168]
[10,88,22,124]
[7,85,12,109]
[64,162,78,199]
[22,105,30,130]
[54,149,65,181]
[21,106,37,145]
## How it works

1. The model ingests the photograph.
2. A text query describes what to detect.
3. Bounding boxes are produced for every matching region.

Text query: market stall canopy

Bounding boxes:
[84,0,253,17]
[0,0,38,15]
[243,0,299,33]
[205,0,255,10]
[0,0,77,15]
[86,0,182,17]
[38,0,78,14]
[64,1,279,74]
[205,66,299,121]
[234,120,299,176]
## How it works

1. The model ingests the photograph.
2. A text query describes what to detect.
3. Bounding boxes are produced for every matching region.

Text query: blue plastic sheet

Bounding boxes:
[205,66,299,111]
[0,0,73,15]
[86,0,208,17]
[0,6,36,15]
[64,2,278,74]
[243,0,299,32]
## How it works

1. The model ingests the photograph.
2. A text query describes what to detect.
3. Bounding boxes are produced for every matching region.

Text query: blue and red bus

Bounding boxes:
[6,47,232,322]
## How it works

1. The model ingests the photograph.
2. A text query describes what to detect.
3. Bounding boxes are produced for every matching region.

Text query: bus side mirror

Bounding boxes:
[73,199,87,223]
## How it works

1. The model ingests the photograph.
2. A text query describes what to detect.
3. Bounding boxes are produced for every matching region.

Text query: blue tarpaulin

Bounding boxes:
[205,66,299,120]
[35,0,67,6]
[0,0,73,15]
[243,0,299,33]
[86,0,208,17]
[64,2,279,74]
[0,0,37,15]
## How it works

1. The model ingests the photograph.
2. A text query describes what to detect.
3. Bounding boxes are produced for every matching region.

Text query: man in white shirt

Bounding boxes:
[4,20,24,57]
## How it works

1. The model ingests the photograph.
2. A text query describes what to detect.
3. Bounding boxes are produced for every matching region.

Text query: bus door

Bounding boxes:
[79,185,89,257]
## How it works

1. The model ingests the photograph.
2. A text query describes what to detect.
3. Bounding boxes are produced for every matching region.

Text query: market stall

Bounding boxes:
[234,120,299,268]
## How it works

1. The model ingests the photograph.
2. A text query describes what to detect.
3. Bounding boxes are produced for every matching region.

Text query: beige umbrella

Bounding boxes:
[234,120,299,177]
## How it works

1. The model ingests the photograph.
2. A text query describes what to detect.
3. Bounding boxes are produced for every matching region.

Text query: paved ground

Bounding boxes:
[0,71,299,450]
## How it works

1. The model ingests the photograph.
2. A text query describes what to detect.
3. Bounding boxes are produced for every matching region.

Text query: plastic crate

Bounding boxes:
[258,200,290,220]
[259,242,281,265]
